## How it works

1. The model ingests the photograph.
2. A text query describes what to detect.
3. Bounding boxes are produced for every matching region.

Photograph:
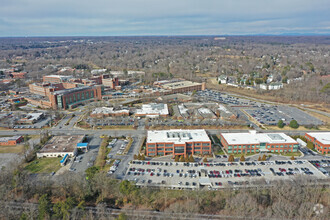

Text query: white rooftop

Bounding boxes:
[91,107,129,115]
[45,75,73,79]
[306,132,330,145]
[147,129,210,144]
[27,113,43,121]
[136,103,169,116]
[221,131,298,145]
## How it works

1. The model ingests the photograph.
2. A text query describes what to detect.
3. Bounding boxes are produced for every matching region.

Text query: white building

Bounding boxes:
[268,82,283,90]
[217,75,228,84]
[37,135,85,158]
[135,103,169,117]
[260,84,268,90]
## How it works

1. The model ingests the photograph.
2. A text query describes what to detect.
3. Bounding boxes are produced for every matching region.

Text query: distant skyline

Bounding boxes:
[1,0,330,37]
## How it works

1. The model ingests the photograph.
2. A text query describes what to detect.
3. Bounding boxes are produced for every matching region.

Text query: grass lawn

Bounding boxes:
[0,145,24,153]
[25,157,62,173]
[95,137,109,168]
[279,152,303,157]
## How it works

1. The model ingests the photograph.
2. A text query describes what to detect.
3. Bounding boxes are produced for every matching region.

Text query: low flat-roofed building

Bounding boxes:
[0,136,23,146]
[37,135,84,158]
[146,129,211,157]
[135,103,169,117]
[90,107,129,117]
[220,130,299,154]
[43,75,73,83]
[17,112,44,124]
[305,132,330,154]
[161,80,206,94]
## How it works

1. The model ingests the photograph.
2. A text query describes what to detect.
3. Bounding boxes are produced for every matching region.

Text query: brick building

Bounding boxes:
[50,85,103,109]
[146,129,211,157]
[305,132,330,154]
[220,130,299,154]
[0,136,23,146]
[9,72,27,79]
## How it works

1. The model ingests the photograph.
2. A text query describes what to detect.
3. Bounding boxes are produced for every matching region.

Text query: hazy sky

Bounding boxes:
[1,0,330,36]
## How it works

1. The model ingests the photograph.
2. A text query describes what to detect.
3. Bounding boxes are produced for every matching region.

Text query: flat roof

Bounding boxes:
[221,131,298,145]
[91,107,129,115]
[306,132,330,145]
[45,75,73,79]
[136,103,169,116]
[147,129,210,144]
[0,136,22,143]
[52,86,92,95]
[39,135,84,153]
[162,81,202,90]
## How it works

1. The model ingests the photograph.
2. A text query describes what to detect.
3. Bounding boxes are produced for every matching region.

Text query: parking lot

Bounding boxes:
[245,105,323,126]
[69,135,102,173]
[124,159,327,189]
[196,89,323,126]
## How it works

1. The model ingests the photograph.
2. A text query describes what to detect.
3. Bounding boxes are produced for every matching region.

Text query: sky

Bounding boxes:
[1,0,330,37]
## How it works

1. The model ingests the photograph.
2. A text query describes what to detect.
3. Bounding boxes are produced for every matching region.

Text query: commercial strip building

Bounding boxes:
[90,107,130,117]
[0,136,23,146]
[146,129,212,157]
[17,112,44,124]
[43,75,73,83]
[135,103,169,117]
[305,132,330,154]
[154,79,206,94]
[220,130,299,154]
[37,135,86,158]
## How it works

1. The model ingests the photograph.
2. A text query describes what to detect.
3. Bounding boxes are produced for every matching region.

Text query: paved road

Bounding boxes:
[1,128,327,137]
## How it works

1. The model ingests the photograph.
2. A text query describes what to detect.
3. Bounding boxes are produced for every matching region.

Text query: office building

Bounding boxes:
[146,129,211,157]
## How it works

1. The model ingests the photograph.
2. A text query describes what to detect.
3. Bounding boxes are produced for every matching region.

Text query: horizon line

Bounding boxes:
[1,33,330,38]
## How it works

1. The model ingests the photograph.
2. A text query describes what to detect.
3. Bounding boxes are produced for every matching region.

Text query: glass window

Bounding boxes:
[174,147,184,153]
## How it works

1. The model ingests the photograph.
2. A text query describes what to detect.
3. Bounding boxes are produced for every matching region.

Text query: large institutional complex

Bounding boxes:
[220,130,299,154]
[305,132,330,154]
[27,74,119,109]
[146,129,211,157]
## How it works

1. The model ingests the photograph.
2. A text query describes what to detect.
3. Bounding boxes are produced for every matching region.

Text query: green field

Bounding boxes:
[25,157,62,173]
[0,145,24,154]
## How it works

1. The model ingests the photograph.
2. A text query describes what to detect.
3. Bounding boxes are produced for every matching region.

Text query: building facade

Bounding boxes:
[0,136,23,146]
[220,131,299,154]
[146,129,211,157]
[37,135,85,158]
[305,132,330,154]
[50,85,103,109]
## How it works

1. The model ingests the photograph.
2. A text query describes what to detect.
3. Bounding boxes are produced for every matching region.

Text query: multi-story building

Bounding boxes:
[146,129,211,157]
[305,132,330,154]
[29,74,104,109]
[0,136,23,146]
[220,130,299,154]
[50,85,103,109]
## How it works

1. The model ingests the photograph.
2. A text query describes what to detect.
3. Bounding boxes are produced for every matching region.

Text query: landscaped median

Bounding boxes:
[94,136,111,169]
